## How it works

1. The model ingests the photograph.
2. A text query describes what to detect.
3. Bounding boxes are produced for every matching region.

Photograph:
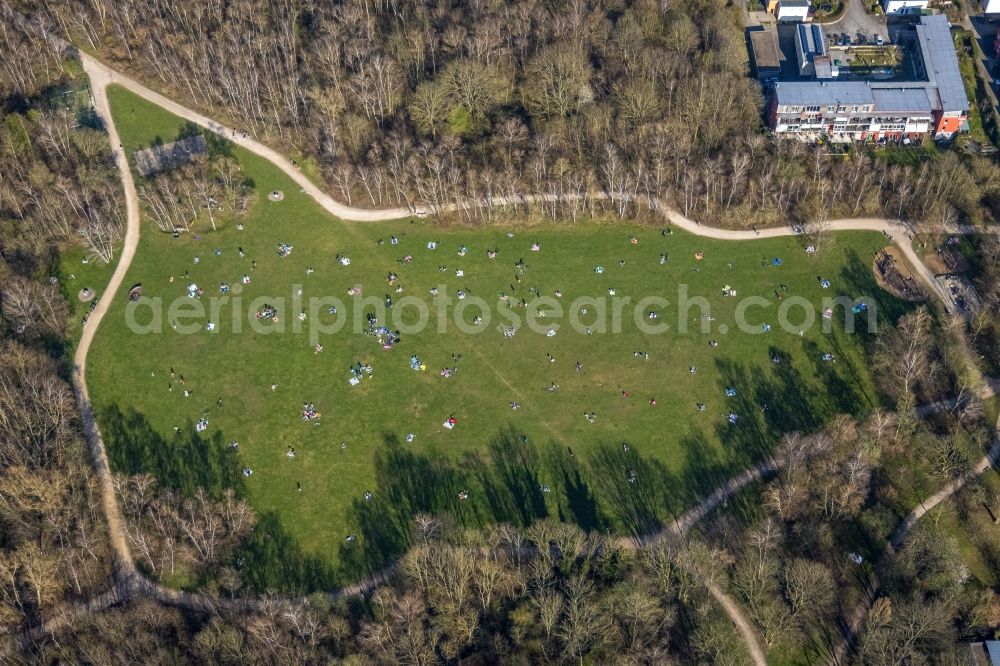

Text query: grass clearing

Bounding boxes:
[929,474,1000,589]
[87,85,911,591]
[58,243,118,349]
[955,31,998,150]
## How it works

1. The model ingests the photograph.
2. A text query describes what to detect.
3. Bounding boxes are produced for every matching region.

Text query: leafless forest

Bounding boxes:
[15,0,1000,228]
[5,1,1000,663]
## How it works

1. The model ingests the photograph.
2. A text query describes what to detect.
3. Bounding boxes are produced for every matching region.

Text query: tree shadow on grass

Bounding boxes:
[237,511,337,594]
[99,405,334,593]
[337,434,476,580]
[757,346,827,437]
[712,358,788,468]
[479,427,549,527]
[338,428,577,579]
[674,429,745,512]
[586,442,676,538]
[801,337,876,415]
[100,404,244,499]
[546,443,607,532]
[838,247,914,345]
[708,353,834,486]
[177,120,233,158]
[713,333,873,465]
[720,480,768,530]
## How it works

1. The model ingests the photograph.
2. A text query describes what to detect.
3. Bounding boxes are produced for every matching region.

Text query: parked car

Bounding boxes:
[875,33,885,45]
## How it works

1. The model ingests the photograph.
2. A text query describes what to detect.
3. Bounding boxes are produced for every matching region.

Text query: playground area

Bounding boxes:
[874,246,927,301]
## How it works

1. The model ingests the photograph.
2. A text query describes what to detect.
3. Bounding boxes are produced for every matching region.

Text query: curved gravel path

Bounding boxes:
[706,580,769,666]
[16,40,992,663]
[78,53,412,222]
[830,423,1000,665]
[73,50,978,316]
[75,54,140,581]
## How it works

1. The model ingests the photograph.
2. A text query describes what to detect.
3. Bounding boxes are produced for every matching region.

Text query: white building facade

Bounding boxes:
[768,16,968,141]
[776,0,810,22]
[883,0,929,14]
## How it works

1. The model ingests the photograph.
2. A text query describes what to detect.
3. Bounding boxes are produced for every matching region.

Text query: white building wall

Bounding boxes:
[986,0,1000,15]
[883,0,928,13]
[776,3,810,21]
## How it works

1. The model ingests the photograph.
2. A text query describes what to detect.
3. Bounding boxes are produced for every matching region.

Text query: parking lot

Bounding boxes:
[772,16,914,82]
[824,0,887,45]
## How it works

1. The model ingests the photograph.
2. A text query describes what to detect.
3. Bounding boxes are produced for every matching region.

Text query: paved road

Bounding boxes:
[823,0,886,42]
[963,15,1000,112]
[891,437,1000,547]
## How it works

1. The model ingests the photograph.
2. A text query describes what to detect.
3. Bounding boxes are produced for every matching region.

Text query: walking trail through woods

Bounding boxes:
[9,38,995,663]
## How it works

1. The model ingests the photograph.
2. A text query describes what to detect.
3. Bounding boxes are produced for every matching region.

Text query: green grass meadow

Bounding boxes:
[84,85,911,592]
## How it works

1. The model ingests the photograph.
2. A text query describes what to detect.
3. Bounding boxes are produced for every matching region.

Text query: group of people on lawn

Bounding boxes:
[171,226,851,542]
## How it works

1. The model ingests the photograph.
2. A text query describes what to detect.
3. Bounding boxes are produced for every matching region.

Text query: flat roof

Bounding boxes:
[774,81,875,106]
[916,14,969,112]
[797,24,826,58]
[871,87,934,112]
[773,15,969,116]
[986,641,1000,666]
[814,55,834,79]
[751,30,781,70]
[776,81,941,112]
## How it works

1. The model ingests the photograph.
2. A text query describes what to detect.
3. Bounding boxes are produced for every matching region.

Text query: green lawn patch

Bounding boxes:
[955,31,998,150]
[58,242,118,349]
[930,480,1000,589]
[87,85,910,591]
